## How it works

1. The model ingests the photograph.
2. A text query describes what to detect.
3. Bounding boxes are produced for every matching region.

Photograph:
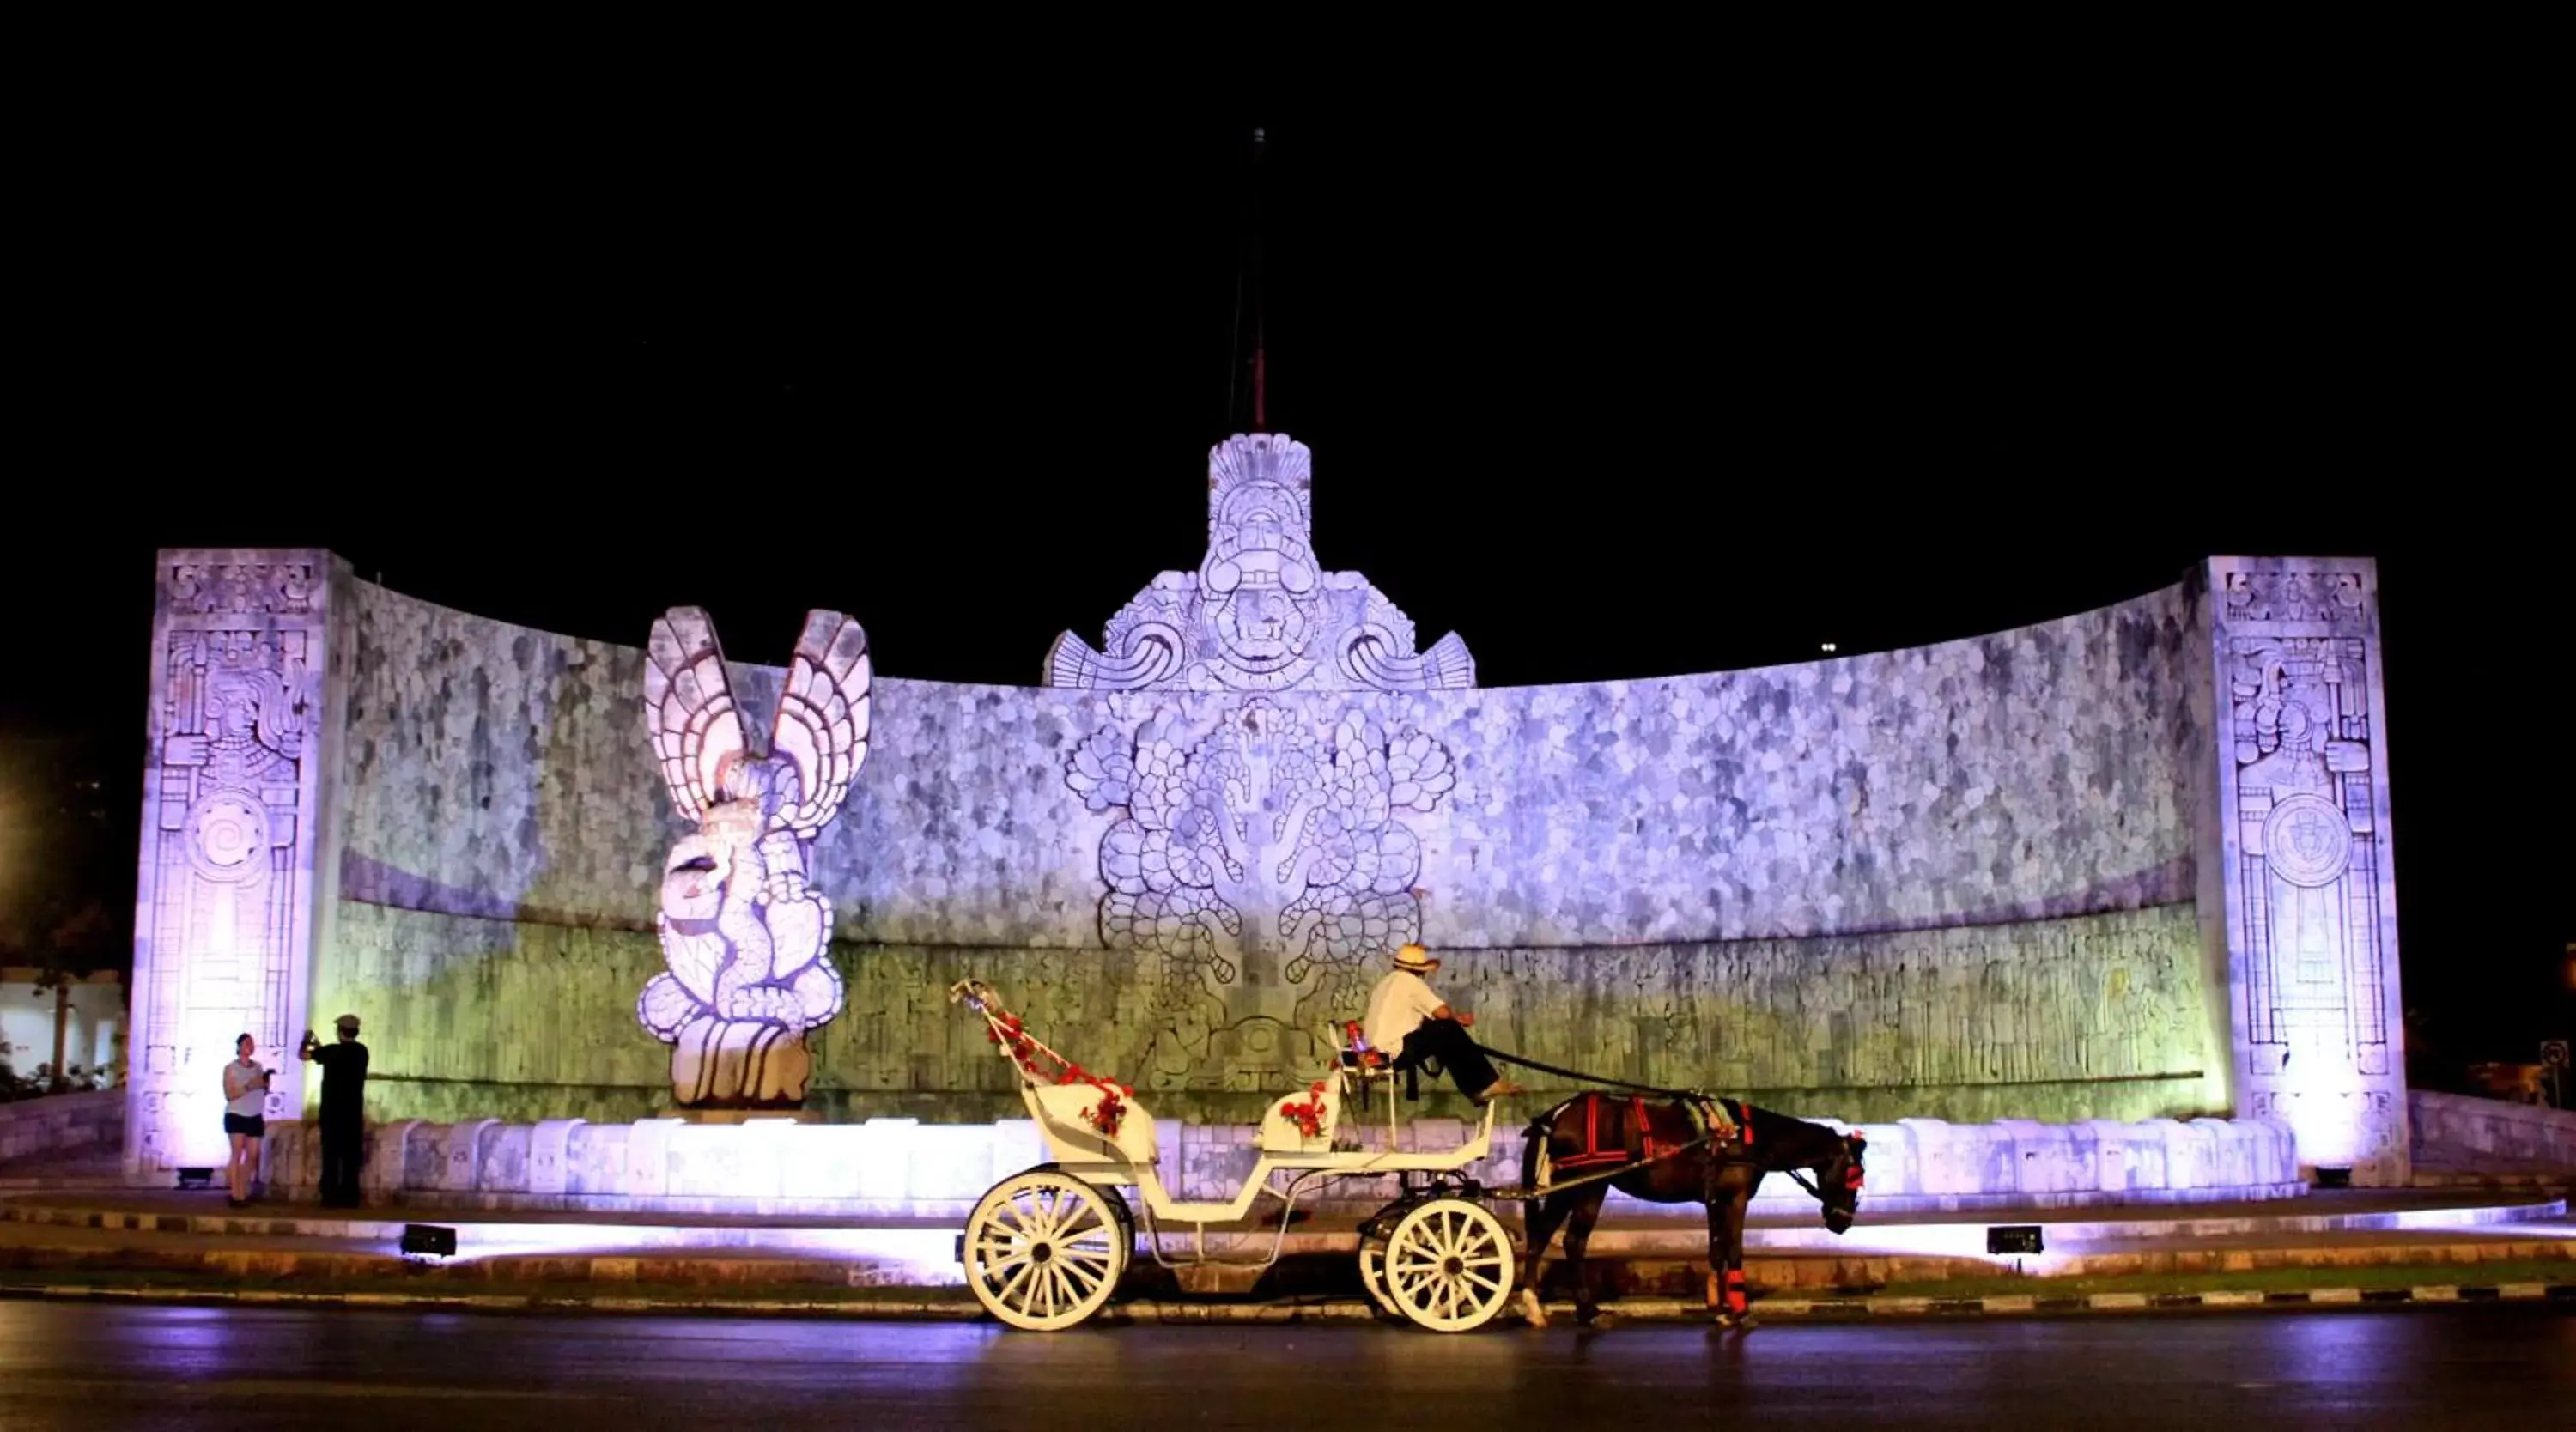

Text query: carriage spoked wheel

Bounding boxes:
[962,1169,1132,1331]
[1356,1235,1405,1320]
[1381,1198,1516,1332]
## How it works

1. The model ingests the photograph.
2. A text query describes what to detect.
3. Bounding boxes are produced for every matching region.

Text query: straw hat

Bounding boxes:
[1392,944,1437,973]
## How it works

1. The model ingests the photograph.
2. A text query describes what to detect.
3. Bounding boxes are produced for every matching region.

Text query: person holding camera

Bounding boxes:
[299,1014,369,1208]
[221,1034,271,1207]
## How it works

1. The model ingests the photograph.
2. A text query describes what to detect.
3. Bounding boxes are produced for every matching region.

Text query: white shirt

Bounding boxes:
[222,1059,268,1117]
[1363,971,1448,1053]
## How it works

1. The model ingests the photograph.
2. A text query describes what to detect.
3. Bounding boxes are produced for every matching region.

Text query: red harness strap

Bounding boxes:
[1632,1095,1668,1163]
[1555,1094,1636,1169]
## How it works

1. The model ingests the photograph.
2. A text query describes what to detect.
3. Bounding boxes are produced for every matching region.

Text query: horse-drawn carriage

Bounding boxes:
[949,978,1869,1332]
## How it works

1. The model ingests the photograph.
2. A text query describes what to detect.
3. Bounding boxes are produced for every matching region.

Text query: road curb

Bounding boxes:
[3,1280,2569,1324]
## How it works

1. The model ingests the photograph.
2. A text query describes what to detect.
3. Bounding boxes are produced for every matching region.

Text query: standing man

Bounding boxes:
[1362,944,1524,1104]
[299,1013,369,1208]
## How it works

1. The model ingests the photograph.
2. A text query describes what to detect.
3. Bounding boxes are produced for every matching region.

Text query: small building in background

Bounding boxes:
[0,968,124,1089]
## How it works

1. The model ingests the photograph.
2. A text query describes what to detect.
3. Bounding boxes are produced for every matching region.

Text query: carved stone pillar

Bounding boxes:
[2202,557,2409,1184]
[124,550,349,1184]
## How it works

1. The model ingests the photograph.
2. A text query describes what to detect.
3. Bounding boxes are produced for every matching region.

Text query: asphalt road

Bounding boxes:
[1,1301,2571,1430]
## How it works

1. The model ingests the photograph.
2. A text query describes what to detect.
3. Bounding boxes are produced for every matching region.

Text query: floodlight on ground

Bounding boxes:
[1986,1225,2044,1256]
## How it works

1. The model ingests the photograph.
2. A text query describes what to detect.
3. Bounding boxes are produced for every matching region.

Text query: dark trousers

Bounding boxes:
[319,1123,363,1206]
[1395,1019,1501,1097]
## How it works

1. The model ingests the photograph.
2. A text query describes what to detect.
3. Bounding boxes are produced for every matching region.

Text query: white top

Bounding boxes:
[1363,971,1447,1053]
[222,1059,268,1117]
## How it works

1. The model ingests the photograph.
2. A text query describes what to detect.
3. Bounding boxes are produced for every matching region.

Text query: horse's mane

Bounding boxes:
[1739,1102,1850,1162]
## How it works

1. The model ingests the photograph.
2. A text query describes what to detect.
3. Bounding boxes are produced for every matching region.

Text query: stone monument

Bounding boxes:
[2206,560,2409,1181]
[636,607,873,1107]
[125,554,342,1176]
[1045,433,1476,693]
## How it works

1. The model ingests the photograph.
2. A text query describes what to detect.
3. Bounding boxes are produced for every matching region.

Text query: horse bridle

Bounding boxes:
[1782,1138,1866,1204]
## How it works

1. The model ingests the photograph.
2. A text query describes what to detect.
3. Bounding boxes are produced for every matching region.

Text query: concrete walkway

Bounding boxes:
[3,1184,2569,1295]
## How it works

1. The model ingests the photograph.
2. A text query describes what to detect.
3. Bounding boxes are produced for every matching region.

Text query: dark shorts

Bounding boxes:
[223,1113,265,1138]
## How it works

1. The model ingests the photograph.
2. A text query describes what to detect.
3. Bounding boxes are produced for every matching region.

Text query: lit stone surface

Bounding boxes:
[2203,559,2410,1184]
[125,552,348,1181]
[128,548,2410,1187]
[310,901,2217,1128]
[310,573,2221,1126]
[2409,1091,2576,1172]
[254,1110,2304,1216]
[635,607,874,1107]
[1044,434,1475,693]
[331,579,2207,950]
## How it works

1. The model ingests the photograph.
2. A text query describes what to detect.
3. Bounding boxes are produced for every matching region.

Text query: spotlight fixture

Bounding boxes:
[400,1223,459,1259]
[1820,642,1838,652]
[1985,1225,2044,1256]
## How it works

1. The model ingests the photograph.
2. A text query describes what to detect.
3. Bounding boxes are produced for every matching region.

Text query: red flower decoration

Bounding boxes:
[1278,1079,1332,1140]
[975,991,1133,1134]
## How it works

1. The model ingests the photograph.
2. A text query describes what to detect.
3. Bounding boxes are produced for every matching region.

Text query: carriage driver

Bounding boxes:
[1362,944,1526,1104]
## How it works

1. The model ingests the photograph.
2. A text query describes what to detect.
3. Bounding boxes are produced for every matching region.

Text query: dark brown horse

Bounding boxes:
[1515,1093,1867,1328]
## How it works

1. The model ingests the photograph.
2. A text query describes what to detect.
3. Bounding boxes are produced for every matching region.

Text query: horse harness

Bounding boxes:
[1554,1094,1752,1174]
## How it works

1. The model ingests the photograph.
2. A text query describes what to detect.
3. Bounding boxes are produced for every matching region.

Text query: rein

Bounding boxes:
[1479,1045,1706,1100]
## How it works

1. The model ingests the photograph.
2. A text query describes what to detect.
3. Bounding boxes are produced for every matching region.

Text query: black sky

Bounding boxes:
[15,94,2567,1057]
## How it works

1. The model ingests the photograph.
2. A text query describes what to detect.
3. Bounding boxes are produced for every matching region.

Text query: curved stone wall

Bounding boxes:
[310,577,2229,1126]
[335,580,2207,947]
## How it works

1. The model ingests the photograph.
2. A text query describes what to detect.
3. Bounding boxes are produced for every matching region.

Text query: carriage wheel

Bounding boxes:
[1100,1183,1138,1261]
[1357,1236,1405,1320]
[1382,1198,1516,1332]
[961,1169,1130,1331]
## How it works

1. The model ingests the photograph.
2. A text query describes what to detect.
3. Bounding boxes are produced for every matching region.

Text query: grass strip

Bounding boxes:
[1868,1259,2576,1300]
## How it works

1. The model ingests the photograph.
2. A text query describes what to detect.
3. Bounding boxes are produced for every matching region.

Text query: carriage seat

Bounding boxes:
[1339,1022,1391,1076]
[1338,1021,1430,1105]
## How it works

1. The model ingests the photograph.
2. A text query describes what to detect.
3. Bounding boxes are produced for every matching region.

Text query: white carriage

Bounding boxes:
[949,978,1521,1332]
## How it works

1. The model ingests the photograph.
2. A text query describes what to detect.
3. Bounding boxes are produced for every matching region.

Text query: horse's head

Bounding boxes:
[1820,1131,1867,1235]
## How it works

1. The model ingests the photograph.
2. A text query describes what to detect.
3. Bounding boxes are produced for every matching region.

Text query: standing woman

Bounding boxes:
[221,1034,270,1207]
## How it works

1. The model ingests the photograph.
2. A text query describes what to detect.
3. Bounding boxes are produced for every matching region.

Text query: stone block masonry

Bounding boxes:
[252,1110,2304,1217]
[308,573,2223,1126]
[0,1091,123,1167]
[125,530,2409,1185]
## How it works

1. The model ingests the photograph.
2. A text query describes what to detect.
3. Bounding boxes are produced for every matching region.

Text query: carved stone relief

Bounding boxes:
[128,555,331,1180]
[1045,434,1475,693]
[2213,562,2406,1181]
[2232,632,2385,1077]
[1065,698,1456,1089]
[638,608,872,1107]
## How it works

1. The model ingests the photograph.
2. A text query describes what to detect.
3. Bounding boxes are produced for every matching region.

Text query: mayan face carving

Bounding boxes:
[1046,434,1475,694]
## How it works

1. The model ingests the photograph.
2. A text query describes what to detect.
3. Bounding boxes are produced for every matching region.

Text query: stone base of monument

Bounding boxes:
[669,1018,812,1107]
[238,1113,2319,1220]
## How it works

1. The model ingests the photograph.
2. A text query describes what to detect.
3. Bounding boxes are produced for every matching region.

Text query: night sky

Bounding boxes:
[16,110,2565,1062]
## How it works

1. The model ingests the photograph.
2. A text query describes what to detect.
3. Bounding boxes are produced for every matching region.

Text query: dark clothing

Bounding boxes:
[319,1132,363,1207]
[311,1041,368,1126]
[1393,1018,1501,1098]
[311,1040,368,1207]
[222,1113,265,1138]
